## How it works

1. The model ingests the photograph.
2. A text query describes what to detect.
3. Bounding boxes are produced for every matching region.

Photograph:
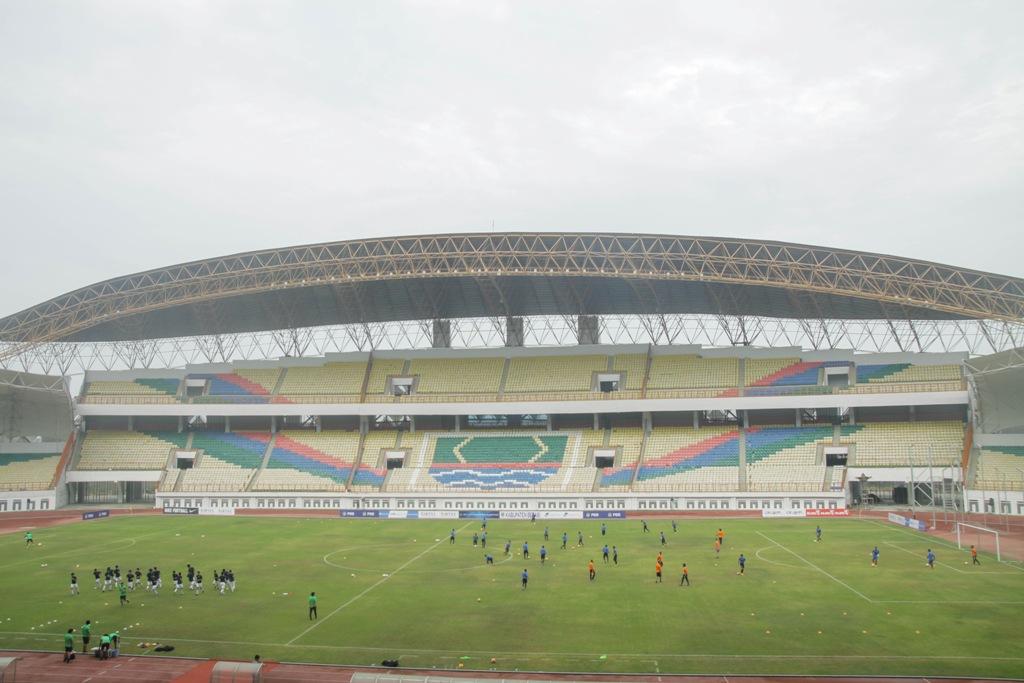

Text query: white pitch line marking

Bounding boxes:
[756,530,873,602]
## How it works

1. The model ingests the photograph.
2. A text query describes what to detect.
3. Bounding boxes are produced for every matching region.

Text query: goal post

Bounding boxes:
[955,522,1001,562]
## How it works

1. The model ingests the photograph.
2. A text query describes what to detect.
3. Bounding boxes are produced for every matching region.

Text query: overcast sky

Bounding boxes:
[1,1,1022,317]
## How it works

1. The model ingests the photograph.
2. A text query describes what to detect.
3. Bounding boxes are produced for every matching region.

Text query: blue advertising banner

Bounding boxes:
[458,510,500,519]
[82,509,110,520]
[339,509,385,518]
[583,510,626,519]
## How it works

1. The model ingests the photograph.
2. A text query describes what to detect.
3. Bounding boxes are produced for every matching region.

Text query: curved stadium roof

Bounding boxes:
[2,232,1023,345]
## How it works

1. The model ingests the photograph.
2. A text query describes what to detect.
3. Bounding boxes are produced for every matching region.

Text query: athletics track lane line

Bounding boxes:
[286,521,473,645]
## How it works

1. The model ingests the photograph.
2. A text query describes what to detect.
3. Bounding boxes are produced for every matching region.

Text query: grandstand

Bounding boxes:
[0,232,1017,517]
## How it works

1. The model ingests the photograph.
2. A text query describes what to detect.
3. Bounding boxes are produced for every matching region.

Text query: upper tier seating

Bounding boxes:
[744,360,851,388]
[428,432,569,490]
[0,452,61,491]
[408,358,504,395]
[840,421,964,466]
[611,354,647,391]
[277,362,367,398]
[84,379,180,401]
[78,431,189,470]
[503,355,607,394]
[855,363,962,384]
[745,426,832,491]
[646,356,739,391]
[190,370,281,396]
[635,427,740,490]
[973,447,1024,490]
[364,359,407,398]
[252,430,359,491]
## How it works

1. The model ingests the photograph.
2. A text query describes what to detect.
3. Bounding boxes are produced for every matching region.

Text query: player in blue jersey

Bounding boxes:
[737,553,746,575]
[521,568,528,589]
[926,549,935,568]
[871,546,880,567]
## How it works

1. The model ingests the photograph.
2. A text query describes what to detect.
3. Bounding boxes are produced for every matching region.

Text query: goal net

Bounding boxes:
[955,522,1001,562]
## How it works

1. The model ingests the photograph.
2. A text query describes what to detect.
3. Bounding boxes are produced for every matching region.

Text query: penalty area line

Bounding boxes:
[287,521,473,645]
[755,530,873,603]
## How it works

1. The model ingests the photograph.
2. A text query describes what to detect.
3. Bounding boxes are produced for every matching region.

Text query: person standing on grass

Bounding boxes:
[679,563,690,586]
[660,531,667,546]
[540,545,547,564]
[308,592,318,620]
[588,560,596,581]
[871,546,880,567]
[612,545,618,565]
[655,560,663,583]
[642,520,649,533]
[521,568,528,589]
[119,581,129,606]
[815,526,822,543]
[561,531,568,550]
[481,531,487,549]
[70,573,79,596]
[714,538,721,559]
[93,568,100,590]
[472,532,479,547]
[544,526,549,541]
[522,541,530,559]
[602,544,610,563]
[63,628,75,663]
[672,519,678,533]
[601,523,607,536]
[25,531,33,547]
[926,549,936,569]
[449,528,456,544]
[716,528,725,547]
[504,539,511,556]
[81,620,91,653]
[737,553,746,575]
[577,531,585,547]
[971,545,980,565]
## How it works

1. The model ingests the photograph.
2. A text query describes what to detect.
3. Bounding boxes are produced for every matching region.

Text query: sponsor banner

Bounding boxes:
[415,510,459,520]
[198,507,235,516]
[386,510,416,519]
[805,508,850,518]
[762,509,806,518]
[340,509,384,518]
[82,509,110,521]
[887,512,927,531]
[459,510,500,520]
[163,506,199,515]
[583,511,626,519]
[499,510,584,520]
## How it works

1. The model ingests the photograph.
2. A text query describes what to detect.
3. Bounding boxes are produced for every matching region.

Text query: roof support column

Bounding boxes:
[578,315,600,345]
[505,317,524,347]
[431,320,452,349]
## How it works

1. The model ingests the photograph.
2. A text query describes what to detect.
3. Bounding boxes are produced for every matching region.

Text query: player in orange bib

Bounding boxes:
[679,563,689,586]
[588,560,596,581]
[716,528,725,546]
[714,538,721,558]
[655,561,663,583]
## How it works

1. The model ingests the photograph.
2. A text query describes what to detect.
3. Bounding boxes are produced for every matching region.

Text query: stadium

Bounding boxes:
[1,232,1023,681]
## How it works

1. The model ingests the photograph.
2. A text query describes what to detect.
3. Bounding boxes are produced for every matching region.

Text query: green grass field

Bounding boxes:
[1,515,1022,678]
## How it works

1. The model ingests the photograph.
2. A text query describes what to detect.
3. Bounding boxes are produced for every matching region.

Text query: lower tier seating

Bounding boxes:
[745,426,832,491]
[427,432,571,491]
[974,447,1024,490]
[78,431,189,470]
[635,427,740,491]
[0,452,61,491]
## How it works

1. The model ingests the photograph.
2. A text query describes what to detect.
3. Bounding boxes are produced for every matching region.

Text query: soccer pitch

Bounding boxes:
[1,515,1022,678]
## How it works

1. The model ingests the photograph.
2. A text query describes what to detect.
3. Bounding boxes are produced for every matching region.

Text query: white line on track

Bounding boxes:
[3,630,1024,661]
[755,530,873,602]
[287,521,473,645]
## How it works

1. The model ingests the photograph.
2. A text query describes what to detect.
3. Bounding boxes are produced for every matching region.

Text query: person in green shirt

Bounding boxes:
[63,628,75,662]
[99,633,111,659]
[81,620,91,653]
[25,531,33,547]
[308,591,317,620]
[109,630,119,657]
[118,582,128,606]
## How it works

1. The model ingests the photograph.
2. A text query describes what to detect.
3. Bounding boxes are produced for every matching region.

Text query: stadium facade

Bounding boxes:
[0,233,1022,517]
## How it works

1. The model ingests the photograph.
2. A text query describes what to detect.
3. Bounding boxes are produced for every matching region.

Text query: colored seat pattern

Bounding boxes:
[351,430,396,489]
[0,452,61,491]
[429,433,568,490]
[256,431,357,490]
[189,370,280,396]
[85,379,180,397]
[599,427,643,488]
[636,427,739,484]
[745,426,832,491]
[856,364,961,384]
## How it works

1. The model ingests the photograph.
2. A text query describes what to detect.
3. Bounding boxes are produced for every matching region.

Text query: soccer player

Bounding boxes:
[714,538,721,559]
[81,620,91,653]
[450,528,456,544]
[103,567,112,592]
[660,531,667,546]
[481,519,487,531]
[63,628,75,663]
[926,549,936,569]
[737,553,746,575]
[544,526,549,541]
[504,539,511,556]
[679,563,690,586]
[521,568,529,589]
[601,523,607,536]
[577,531,584,547]
[971,545,981,565]
[602,544,610,563]
[228,569,236,592]
[655,560,663,583]
[540,545,547,564]
[485,554,494,565]
[815,526,822,543]
[99,633,111,660]
[195,572,204,594]
[118,581,128,606]
[187,564,196,590]
[472,532,479,547]
[481,532,487,549]
[93,568,101,590]
[308,592,318,620]
[716,528,725,546]
[24,531,33,547]
[612,545,618,565]
[174,571,183,593]
[561,532,568,550]
[657,551,664,566]
[588,560,596,581]
[126,570,135,592]
[70,572,79,596]
[642,520,649,533]
[871,546,880,567]
[531,513,537,523]
[110,630,120,657]
[672,519,678,533]
[522,541,530,559]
